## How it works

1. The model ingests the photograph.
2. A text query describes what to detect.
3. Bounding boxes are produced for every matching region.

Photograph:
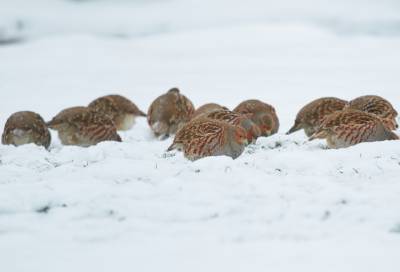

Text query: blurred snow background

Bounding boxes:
[1,0,400,43]
[1,1,400,272]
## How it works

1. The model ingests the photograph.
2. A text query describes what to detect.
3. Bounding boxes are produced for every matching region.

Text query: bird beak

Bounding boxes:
[46,121,56,129]
[286,122,301,135]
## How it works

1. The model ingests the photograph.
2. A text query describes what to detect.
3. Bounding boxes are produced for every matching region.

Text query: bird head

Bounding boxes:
[234,127,248,146]
[247,124,261,144]
[380,118,398,131]
[258,114,274,136]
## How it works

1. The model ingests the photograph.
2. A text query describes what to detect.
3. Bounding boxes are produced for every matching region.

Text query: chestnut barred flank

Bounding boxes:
[168,119,248,161]
[147,88,195,138]
[47,107,121,147]
[309,109,399,149]
[287,97,348,137]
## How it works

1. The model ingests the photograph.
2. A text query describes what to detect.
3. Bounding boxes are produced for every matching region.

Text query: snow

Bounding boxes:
[1,1,400,271]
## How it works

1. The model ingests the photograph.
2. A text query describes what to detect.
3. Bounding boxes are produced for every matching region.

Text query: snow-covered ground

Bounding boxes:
[1,1,400,271]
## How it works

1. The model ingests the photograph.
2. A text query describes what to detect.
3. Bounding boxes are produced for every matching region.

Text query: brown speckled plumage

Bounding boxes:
[47,107,121,147]
[194,109,261,143]
[2,111,51,149]
[88,94,146,131]
[167,119,248,161]
[147,88,195,138]
[233,99,279,136]
[309,109,398,148]
[287,97,348,137]
[192,103,229,119]
[345,95,398,130]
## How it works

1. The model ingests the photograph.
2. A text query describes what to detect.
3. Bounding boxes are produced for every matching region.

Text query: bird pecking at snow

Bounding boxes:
[167,118,248,161]
[88,94,146,131]
[309,109,398,149]
[47,106,121,147]
[147,88,195,139]
[2,111,51,149]
[287,97,348,137]
[234,99,279,137]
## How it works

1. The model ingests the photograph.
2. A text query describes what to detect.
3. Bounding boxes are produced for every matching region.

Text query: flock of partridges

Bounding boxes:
[1,88,399,161]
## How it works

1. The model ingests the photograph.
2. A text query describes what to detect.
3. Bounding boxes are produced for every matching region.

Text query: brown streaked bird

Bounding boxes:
[192,103,229,119]
[167,119,248,161]
[309,109,398,149]
[233,99,279,136]
[287,97,348,137]
[88,94,146,131]
[2,111,51,149]
[47,106,121,147]
[194,109,261,143]
[147,88,195,138]
[345,95,398,130]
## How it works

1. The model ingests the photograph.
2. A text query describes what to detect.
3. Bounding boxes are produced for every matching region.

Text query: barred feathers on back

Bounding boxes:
[88,94,146,131]
[346,95,398,130]
[47,106,121,147]
[168,118,248,161]
[195,109,261,143]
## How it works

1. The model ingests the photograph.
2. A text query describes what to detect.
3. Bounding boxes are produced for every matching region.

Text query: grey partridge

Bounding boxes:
[2,111,51,149]
[167,118,248,161]
[47,107,121,147]
[309,109,398,148]
[88,94,146,131]
[233,99,279,136]
[287,97,348,137]
[192,103,228,119]
[194,109,261,143]
[345,95,398,130]
[147,88,195,138]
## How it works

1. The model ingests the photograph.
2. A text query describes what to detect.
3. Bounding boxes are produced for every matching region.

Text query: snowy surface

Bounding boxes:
[1,1,400,271]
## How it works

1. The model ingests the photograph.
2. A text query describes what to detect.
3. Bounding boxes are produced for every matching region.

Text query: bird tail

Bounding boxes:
[112,133,122,142]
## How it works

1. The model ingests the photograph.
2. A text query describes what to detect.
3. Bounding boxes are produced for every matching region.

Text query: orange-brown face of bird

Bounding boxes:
[235,127,248,145]
[260,124,271,136]
[248,125,261,143]
[259,114,274,136]
[380,118,398,131]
